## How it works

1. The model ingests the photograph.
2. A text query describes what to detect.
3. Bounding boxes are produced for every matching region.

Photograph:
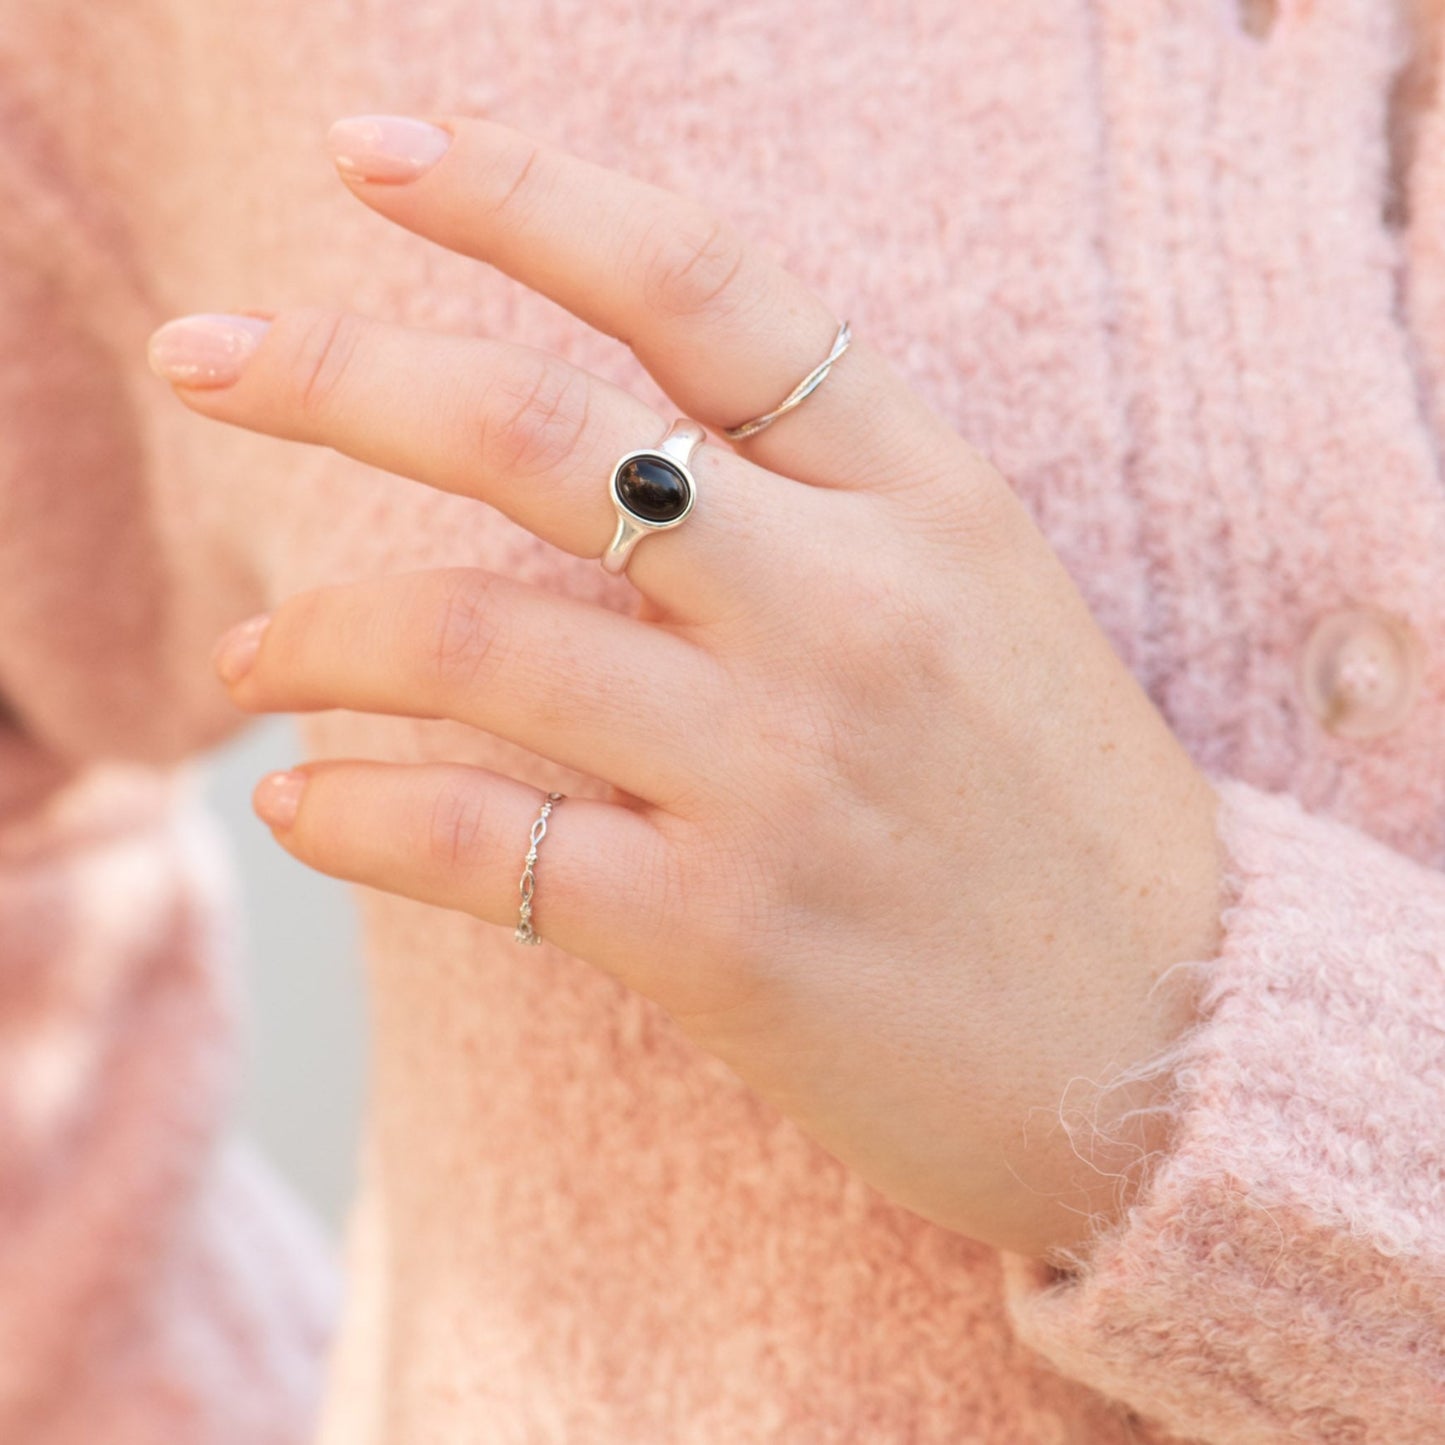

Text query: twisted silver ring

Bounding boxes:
[722,320,852,441]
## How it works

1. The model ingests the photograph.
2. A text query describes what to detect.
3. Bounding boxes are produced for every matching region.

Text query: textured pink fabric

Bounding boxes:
[0,758,334,1440]
[1,0,1444,1441]
[1000,777,1445,1441]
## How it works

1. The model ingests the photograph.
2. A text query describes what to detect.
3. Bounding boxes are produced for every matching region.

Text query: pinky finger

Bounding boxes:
[253,758,675,978]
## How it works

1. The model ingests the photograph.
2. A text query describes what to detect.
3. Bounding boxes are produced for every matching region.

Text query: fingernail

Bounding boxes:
[211,612,271,686]
[327,115,453,183]
[148,313,272,387]
[254,770,306,831]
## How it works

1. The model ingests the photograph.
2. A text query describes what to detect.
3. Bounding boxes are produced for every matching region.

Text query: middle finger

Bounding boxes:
[148,306,816,624]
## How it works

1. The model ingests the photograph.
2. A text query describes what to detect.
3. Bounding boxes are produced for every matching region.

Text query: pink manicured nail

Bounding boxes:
[254,771,307,830]
[211,612,271,686]
[326,115,453,183]
[147,313,272,387]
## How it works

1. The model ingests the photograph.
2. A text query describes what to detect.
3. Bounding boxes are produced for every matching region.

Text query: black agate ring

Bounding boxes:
[602,418,703,575]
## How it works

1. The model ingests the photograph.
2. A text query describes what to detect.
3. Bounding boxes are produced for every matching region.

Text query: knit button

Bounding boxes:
[1298,605,1424,738]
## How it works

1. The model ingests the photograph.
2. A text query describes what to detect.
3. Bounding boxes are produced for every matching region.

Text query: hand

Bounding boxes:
[147,113,1225,1262]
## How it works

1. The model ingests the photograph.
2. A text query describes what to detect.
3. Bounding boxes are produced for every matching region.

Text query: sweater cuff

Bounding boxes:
[997,774,1445,1444]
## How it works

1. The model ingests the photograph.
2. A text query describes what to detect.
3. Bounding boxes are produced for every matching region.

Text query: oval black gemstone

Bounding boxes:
[615,455,691,523]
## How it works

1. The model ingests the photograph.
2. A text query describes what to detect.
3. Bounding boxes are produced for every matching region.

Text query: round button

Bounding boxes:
[1298,605,1425,738]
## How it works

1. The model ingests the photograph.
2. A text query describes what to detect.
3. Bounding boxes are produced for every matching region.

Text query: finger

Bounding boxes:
[149,307,810,625]
[323,113,963,492]
[220,567,721,809]
[256,760,677,987]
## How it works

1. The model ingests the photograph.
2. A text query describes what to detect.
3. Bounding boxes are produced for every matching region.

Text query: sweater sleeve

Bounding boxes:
[996,772,1445,1444]
[0,753,336,1442]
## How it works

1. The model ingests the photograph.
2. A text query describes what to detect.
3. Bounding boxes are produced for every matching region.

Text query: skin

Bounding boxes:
[1392,0,1445,203]
[149,114,1226,1263]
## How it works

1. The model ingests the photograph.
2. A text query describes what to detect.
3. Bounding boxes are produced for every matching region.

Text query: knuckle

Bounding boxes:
[283,307,365,423]
[693,777,828,971]
[831,565,959,701]
[706,698,837,862]
[417,570,506,697]
[853,567,953,668]
[745,556,963,778]
[638,208,750,323]
[483,138,549,226]
[906,457,1024,562]
[422,772,494,872]
[783,514,956,688]
[478,354,593,481]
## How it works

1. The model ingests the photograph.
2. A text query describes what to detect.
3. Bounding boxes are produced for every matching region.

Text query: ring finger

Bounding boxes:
[218,564,726,809]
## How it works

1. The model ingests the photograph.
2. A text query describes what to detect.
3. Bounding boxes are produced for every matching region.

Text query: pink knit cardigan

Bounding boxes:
[1,1,1442,1440]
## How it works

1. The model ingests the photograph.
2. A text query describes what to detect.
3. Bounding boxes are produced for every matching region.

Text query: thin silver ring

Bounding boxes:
[514,791,564,946]
[602,417,703,575]
[722,320,852,441]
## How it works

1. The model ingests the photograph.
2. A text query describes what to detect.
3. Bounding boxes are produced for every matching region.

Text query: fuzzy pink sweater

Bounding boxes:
[2,0,1444,1440]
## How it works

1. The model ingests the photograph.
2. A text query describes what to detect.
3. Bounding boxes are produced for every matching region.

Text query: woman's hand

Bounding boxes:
[148,114,1225,1262]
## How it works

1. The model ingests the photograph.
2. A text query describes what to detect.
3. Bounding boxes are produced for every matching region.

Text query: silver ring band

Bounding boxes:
[514,790,564,946]
[722,320,852,441]
[602,418,703,575]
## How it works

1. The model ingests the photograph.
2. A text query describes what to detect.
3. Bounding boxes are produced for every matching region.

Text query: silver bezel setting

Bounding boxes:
[601,420,702,575]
